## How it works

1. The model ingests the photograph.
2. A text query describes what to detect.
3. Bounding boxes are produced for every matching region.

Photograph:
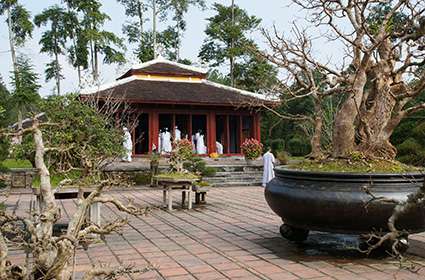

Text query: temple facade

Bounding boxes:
[81,58,272,156]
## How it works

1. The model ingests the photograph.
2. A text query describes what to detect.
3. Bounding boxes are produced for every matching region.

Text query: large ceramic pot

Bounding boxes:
[265,167,425,242]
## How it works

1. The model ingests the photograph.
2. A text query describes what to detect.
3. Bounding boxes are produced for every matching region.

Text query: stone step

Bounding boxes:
[208,180,262,187]
[208,175,262,181]
[213,171,262,177]
[207,166,263,173]
[204,176,262,183]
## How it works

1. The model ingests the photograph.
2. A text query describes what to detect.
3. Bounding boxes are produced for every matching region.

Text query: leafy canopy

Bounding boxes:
[9,55,41,116]
[13,94,125,177]
[34,5,75,83]
[199,3,261,67]
[0,0,33,46]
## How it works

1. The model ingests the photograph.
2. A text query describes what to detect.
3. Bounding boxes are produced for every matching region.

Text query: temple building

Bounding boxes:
[81,57,273,156]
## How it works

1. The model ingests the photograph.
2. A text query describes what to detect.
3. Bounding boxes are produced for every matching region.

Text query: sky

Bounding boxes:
[0,0,340,96]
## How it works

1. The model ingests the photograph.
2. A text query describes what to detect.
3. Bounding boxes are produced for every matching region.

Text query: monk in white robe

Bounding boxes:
[216,141,223,154]
[122,127,133,162]
[196,132,206,154]
[262,149,275,187]
[162,128,172,153]
[158,131,162,153]
[175,126,181,141]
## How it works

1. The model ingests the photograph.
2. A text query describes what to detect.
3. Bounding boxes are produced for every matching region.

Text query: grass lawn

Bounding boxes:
[32,170,82,188]
[1,159,33,169]
[1,159,82,188]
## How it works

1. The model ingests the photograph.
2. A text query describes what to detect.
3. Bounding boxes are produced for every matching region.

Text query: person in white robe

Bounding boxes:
[216,141,223,154]
[262,148,275,187]
[175,126,181,141]
[122,127,133,162]
[158,130,163,154]
[195,131,207,154]
[162,128,172,153]
[191,135,197,152]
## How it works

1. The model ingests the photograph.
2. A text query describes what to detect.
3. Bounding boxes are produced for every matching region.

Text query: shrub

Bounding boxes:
[276,151,289,165]
[241,138,263,160]
[270,139,285,154]
[287,136,311,156]
[134,172,152,185]
[184,156,217,177]
[397,138,425,166]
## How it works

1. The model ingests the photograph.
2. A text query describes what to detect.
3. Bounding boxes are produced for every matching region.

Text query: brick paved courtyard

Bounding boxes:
[4,186,425,279]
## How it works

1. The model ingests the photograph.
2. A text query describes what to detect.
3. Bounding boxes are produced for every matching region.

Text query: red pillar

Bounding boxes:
[254,113,261,142]
[207,112,216,154]
[150,111,159,153]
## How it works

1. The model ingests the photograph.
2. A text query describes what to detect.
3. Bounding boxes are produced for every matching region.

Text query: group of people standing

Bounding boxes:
[157,126,207,155]
[123,126,276,188]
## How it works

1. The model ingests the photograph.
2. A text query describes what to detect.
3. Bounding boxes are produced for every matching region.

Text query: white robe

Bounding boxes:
[123,130,133,162]
[158,133,162,153]
[175,128,181,141]
[191,135,196,152]
[262,151,275,187]
[162,131,172,152]
[216,141,223,154]
[196,133,207,154]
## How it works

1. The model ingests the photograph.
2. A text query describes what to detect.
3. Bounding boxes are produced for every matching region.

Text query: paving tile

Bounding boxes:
[4,187,425,280]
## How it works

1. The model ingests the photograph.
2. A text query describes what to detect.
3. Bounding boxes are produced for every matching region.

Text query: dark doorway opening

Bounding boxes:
[242,116,254,142]
[229,115,240,153]
[135,113,149,154]
[191,115,207,136]
[175,114,190,140]
[159,114,173,134]
[216,115,228,154]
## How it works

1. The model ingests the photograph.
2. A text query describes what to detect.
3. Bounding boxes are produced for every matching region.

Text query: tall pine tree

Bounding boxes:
[9,55,41,142]
[199,3,260,86]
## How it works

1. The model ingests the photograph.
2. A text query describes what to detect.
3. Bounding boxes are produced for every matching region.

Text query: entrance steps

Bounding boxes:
[103,157,264,187]
[203,163,263,187]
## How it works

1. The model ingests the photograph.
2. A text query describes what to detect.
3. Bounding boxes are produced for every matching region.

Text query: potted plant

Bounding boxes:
[241,138,263,165]
[156,139,199,182]
[260,1,425,256]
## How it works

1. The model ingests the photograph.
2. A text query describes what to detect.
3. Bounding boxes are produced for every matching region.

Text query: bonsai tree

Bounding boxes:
[0,94,149,279]
[259,0,425,261]
[169,139,194,173]
[261,0,424,160]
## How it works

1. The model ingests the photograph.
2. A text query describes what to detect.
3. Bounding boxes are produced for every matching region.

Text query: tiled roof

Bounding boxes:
[81,77,273,107]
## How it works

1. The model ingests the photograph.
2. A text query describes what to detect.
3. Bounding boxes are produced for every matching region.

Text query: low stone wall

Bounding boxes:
[0,168,37,189]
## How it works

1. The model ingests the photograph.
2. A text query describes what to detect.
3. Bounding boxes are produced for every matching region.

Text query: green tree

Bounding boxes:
[9,55,41,139]
[135,27,180,62]
[39,94,125,175]
[169,0,205,60]
[0,0,33,101]
[233,53,278,92]
[0,78,10,166]
[146,0,172,58]
[199,3,260,86]
[62,0,87,86]
[71,0,126,81]
[35,5,75,95]
[118,0,147,43]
